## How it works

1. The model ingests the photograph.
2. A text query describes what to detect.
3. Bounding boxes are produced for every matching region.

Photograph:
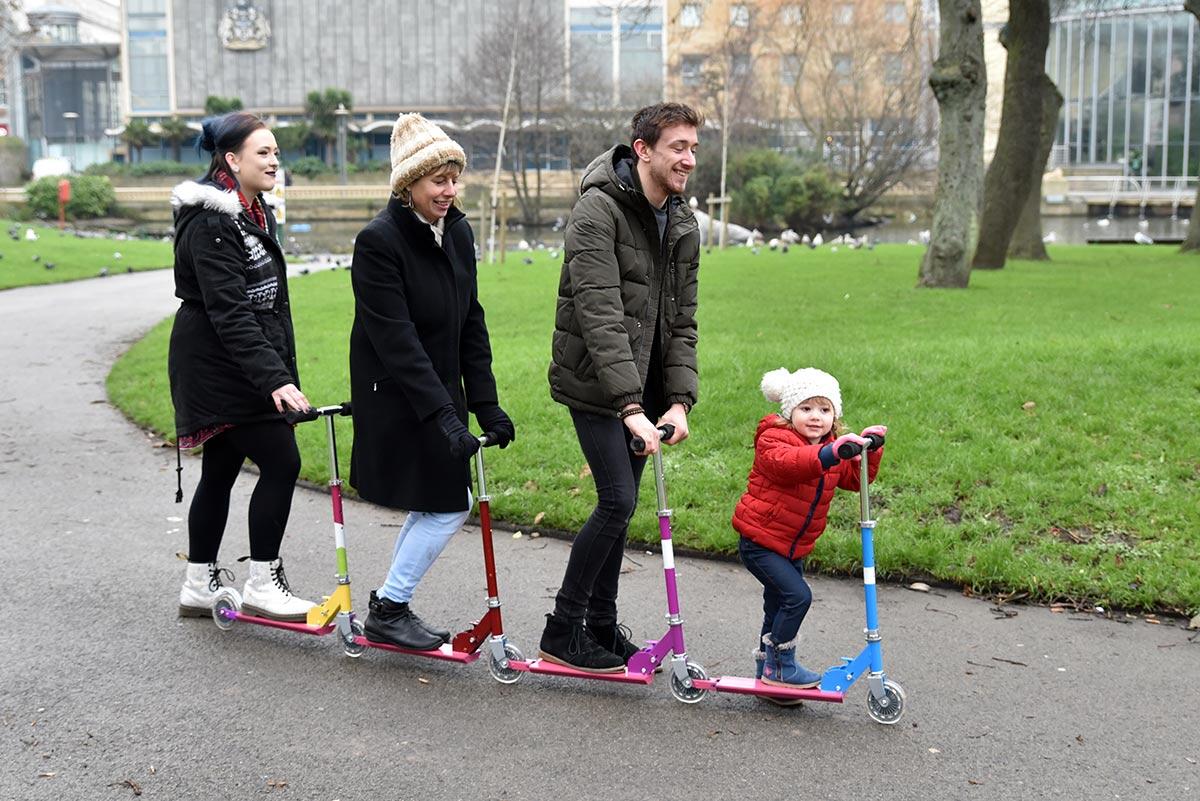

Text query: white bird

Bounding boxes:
[1138,218,1150,229]
[113,251,123,259]
[1096,217,1111,227]
[516,240,531,251]
[1042,231,1058,244]
[812,233,824,246]
[24,228,37,241]
[780,229,800,244]
[767,238,779,250]
[800,234,811,245]
[906,212,918,224]
[918,229,931,244]
[1133,231,1154,245]
[906,239,919,246]
[688,196,699,209]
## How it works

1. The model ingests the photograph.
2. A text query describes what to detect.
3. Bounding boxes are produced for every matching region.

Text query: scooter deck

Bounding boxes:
[229,611,336,636]
[694,675,845,703]
[510,659,655,685]
[351,636,481,664]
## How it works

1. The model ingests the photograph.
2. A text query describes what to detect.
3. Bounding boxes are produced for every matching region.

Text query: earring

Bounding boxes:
[231,165,240,173]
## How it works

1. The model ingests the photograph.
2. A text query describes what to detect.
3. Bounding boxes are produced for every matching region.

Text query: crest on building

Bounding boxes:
[218,0,271,51]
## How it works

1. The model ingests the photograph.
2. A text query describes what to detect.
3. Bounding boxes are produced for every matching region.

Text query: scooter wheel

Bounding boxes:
[866,679,907,725]
[670,661,709,704]
[341,619,366,658]
[211,588,242,631]
[488,642,524,685]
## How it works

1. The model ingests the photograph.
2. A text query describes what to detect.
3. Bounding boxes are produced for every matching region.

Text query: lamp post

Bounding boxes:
[334,103,350,185]
[62,111,79,169]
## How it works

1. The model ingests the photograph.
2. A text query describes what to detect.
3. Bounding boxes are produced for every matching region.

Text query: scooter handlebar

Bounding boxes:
[629,423,676,454]
[478,431,502,448]
[835,432,886,460]
[283,402,352,425]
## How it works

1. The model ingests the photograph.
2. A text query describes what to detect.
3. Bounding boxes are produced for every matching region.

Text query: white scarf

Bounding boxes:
[413,209,446,247]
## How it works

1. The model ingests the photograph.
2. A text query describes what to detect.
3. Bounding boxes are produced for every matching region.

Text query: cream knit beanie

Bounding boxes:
[760,367,842,420]
[389,113,466,195]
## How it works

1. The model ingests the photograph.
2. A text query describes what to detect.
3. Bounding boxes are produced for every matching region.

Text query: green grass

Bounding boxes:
[107,244,1200,614]
[0,218,173,290]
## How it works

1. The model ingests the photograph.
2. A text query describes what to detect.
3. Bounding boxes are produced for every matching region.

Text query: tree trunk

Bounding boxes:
[1182,2,1200,251]
[918,0,986,289]
[172,141,182,162]
[971,0,1051,270]
[1008,76,1063,260]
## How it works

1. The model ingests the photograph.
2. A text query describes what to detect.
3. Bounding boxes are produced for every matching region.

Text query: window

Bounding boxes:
[681,55,706,87]
[834,3,854,26]
[884,53,905,84]
[833,53,852,79]
[731,54,750,79]
[780,4,804,26]
[884,2,908,24]
[781,54,802,85]
[679,2,702,28]
[730,3,750,27]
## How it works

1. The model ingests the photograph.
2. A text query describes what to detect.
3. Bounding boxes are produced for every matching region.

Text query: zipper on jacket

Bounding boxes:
[788,474,826,560]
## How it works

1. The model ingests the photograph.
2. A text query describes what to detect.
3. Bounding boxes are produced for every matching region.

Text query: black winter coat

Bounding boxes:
[348,198,499,513]
[168,180,298,437]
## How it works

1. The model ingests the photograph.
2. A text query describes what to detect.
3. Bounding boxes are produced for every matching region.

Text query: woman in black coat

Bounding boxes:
[349,114,514,650]
[169,112,315,623]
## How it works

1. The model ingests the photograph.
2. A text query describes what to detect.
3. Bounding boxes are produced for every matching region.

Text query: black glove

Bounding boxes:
[434,404,480,460]
[474,403,515,449]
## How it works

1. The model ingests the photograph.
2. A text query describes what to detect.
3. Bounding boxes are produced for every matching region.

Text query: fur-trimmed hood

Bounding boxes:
[170,179,281,218]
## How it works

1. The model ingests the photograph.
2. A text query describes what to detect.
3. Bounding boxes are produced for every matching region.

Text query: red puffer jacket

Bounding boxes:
[732,415,882,560]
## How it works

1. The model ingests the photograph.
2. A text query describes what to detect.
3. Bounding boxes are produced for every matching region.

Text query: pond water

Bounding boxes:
[279,213,1192,255]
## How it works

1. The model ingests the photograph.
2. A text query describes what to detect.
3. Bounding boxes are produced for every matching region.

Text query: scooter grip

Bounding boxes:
[338,402,353,417]
[836,433,886,460]
[629,424,676,454]
[479,432,500,448]
[865,432,885,451]
[284,407,320,425]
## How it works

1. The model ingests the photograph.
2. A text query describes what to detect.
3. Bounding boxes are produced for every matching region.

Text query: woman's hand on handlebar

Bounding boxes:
[271,383,310,413]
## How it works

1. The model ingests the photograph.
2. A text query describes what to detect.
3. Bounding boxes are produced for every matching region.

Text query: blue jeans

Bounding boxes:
[379,489,473,604]
[738,537,813,645]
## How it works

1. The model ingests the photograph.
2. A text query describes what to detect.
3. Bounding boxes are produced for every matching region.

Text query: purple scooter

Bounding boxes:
[499,424,711,703]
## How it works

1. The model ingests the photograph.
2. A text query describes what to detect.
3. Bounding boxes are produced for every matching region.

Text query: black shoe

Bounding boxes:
[370,591,449,644]
[586,620,641,663]
[364,593,443,650]
[538,613,624,673]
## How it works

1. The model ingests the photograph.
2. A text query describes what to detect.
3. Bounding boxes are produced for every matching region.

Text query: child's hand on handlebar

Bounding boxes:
[832,432,869,461]
[861,425,887,438]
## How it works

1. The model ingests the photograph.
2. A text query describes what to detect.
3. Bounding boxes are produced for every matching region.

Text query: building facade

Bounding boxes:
[1049,0,1200,181]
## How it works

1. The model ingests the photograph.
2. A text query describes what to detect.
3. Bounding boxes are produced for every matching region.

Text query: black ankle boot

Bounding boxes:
[586,620,641,663]
[370,591,449,644]
[365,593,444,650]
[538,613,624,673]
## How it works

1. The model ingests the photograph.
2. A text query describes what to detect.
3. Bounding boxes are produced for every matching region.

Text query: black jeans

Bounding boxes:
[187,420,301,563]
[738,537,813,646]
[552,408,652,625]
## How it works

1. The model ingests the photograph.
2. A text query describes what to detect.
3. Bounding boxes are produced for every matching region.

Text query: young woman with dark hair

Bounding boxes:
[169,111,315,622]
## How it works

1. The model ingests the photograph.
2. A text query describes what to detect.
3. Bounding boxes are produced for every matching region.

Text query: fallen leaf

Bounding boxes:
[266,778,288,789]
[512,531,523,539]
[38,772,55,778]
[530,531,541,538]
[1076,735,1084,744]
[928,747,941,754]
[533,512,545,525]
[568,487,581,496]
[523,480,539,492]
[417,677,430,685]
[1022,401,1036,411]
[1188,614,1199,631]
[578,464,592,479]
[908,582,931,593]
[968,780,983,785]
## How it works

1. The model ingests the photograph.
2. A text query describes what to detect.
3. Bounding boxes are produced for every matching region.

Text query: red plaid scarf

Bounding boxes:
[213,167,267,229]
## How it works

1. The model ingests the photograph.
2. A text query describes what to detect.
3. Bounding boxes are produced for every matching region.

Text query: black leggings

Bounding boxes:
[552,409,651,625]
[187,420,301,563]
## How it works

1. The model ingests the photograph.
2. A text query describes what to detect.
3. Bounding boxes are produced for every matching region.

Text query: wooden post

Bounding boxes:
[705,194,730,249]
[498,195,509,264]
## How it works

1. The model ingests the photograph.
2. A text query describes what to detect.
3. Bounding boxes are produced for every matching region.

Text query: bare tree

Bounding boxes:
[1183,1,1200,252]
[918,0,986,289]
[1008,77,1063,260]
[775,1,937,221]
[461,0,567,225]
[971,0,1051,270]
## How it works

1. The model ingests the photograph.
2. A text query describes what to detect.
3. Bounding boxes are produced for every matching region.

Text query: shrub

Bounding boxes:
[727,148,840,234]
[286,155,330,178]
[349,159,389,174]
[25,175,117,219]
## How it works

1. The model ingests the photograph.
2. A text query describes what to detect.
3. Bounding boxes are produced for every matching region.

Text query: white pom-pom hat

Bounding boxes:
[760,367,842,420]
[389,113,467,195]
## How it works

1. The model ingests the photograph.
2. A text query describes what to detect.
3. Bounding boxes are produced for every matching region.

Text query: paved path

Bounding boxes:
[1,271,1196,801]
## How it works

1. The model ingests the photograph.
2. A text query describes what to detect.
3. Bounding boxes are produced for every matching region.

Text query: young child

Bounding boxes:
[732,367,885,689]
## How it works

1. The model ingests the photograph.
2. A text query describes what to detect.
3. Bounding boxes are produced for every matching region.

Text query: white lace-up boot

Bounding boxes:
[241,558,315,622]
[178,562,230,617]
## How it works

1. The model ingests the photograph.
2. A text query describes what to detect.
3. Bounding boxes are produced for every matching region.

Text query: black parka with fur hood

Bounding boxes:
[548,145,700,415]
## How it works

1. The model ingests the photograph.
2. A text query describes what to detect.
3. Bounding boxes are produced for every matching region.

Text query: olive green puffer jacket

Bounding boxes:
[548,145,700,416]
